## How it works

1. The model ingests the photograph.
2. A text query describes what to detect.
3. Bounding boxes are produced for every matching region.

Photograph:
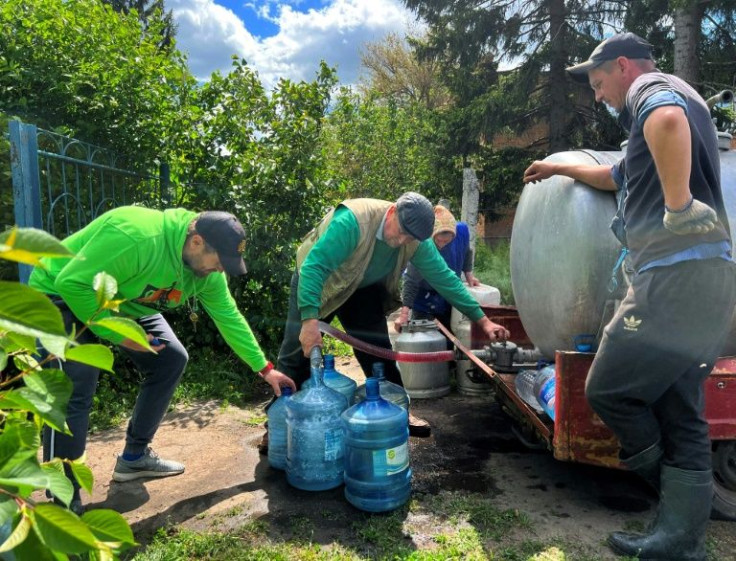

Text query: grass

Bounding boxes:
[474,240,513,305]
[125,490,622,561]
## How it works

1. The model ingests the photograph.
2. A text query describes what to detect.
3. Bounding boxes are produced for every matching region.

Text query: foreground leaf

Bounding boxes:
[93,273,118,309]
[68,461,93,495]
[0,228,74,266]
[91,318,150,349]
[65,344,114,372]
[31,503,98,553]
[0,282,67,339]
[41,462,74,508]
[0,513,31,553]
[82,510,136,546]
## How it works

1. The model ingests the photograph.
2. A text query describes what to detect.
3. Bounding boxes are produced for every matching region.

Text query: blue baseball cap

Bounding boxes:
[567,32,653,81]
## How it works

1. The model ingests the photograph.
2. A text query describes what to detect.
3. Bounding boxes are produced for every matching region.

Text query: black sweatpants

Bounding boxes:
[585,258,736,471]
[42,301,188,476]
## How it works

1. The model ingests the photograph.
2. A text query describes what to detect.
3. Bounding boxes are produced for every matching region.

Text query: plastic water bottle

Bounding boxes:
[267,386,293,470]
[514,365,556,420]
[286,366,349,490]
[342,377,411,512]
[535,365,556,421]
[323,354,357,404]
[354,362,410,411]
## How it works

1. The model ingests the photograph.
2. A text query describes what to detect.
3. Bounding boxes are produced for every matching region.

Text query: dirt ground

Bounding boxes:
[82,355,736,560]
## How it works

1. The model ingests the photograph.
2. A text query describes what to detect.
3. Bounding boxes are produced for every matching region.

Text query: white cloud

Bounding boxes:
[168,0,419,88]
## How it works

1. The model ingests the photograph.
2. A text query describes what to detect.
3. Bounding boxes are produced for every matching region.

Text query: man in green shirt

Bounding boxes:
[30,206,296,514]
[276,192,509,437]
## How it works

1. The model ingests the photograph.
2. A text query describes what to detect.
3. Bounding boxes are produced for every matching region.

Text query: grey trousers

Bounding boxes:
[585,258,736,471]
[43,300,188,472]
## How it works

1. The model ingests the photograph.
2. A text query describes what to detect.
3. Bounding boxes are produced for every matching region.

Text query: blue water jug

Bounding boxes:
[286,366,349,490]
[267,386,293,470]
[354,362,410,410]
[342,377,411,512]
[323,354,357,403]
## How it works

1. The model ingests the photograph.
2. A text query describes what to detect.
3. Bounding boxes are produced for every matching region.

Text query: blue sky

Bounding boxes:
[167,0,420,88]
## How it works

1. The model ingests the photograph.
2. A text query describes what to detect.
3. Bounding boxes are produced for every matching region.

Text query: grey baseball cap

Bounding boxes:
[567,32,653,81]
[395,192,434,241]
[195,211,248,276]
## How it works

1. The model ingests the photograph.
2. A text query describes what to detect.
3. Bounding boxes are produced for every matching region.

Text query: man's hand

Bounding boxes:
[299,319,323,357]
[464,272,481,287]
[663,197,718,235]
[262,369,297,396]
[523,161,557,184]
[477,316,510,342]
[394,307,410,333]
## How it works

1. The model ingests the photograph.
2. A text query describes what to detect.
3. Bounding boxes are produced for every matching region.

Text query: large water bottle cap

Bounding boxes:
[371,362,386,379]
[281,386,293,396]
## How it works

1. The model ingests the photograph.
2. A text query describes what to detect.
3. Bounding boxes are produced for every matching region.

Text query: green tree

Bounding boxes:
[165,60,339,354]
[0,0,194,162]
[625,0,736,94]
[321,88,460,208]
[359,32,452,110]
[101,0,177,50]
[402,0,628,153]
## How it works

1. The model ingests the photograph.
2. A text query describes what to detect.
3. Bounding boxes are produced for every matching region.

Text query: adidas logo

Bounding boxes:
[623,315,642,332]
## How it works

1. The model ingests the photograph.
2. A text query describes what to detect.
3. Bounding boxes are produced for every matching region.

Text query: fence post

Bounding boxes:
[9,121,42,283]
[461,167,480,258]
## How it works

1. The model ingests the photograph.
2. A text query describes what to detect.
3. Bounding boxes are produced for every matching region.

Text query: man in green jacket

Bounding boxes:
[30,206,295,514]
[276,192,509,437]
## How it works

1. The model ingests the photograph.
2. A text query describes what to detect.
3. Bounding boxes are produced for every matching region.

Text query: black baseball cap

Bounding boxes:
[396,192,435,241]
[567,32,653,81]
[195,211,248,276]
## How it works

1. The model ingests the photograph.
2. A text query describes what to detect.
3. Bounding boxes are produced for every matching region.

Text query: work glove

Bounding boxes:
[663,196,718,235]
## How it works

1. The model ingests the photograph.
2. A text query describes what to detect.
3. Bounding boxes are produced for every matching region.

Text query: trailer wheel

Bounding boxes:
[712,440,736,521]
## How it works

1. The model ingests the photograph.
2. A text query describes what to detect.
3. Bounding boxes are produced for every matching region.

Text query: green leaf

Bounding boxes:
[0,282,68,339]
[19,370,73,433]
[41,462,74,508]
[68,461,93,495]
[90,318,150,349]
[38,334,70,362]
[92,273,118,309]
[0,227,74,267]
[3,332,37,353]
[0,459,50,496]
[13,352,41,373]
[82,510,136,545]
[0,418,40,474]
[32,503,98,553]
[0,495,19,527]
[0,348,6,372]
[0,390,40,418]
[12,526,64,561]
[0,513,31,553]
[65,344,114,373]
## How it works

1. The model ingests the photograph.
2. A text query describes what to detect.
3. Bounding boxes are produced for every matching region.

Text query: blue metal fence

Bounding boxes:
[8,120,169,281]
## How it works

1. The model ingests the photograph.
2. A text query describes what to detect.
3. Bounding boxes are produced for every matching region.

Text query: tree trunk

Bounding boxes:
[547,0,569,152]
[673,0,708,84]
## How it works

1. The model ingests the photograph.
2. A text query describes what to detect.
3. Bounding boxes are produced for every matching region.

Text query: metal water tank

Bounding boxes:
[511,135,736,358]
[451,283,502,395]
[395,320,450,398]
